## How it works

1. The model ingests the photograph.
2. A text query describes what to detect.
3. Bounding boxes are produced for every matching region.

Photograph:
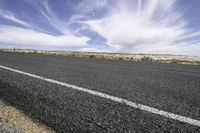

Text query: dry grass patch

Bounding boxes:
[1,48,200,65]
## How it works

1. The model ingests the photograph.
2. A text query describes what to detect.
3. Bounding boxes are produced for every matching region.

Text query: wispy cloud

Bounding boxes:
[38,0,73,35]
[0,9,30,27]
[75,0,107,15]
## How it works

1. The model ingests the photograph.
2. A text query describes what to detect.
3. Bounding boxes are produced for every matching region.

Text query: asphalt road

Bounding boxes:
[0,51,200,133]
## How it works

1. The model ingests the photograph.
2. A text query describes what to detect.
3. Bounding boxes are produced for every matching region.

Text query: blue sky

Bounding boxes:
[0,0,200,56]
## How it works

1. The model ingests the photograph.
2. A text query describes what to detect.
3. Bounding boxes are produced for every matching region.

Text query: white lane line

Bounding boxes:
[0,65,200,128]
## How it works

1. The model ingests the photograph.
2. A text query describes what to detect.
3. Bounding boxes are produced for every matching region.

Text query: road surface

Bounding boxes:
[0,51,200,132]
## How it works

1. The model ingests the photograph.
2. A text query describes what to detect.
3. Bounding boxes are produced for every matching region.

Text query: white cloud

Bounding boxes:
[83,0,200,55]
[0,25,89,46]
[0,9,30,27]
[79,47,112,52]
[80,47,104,52]
[1,0,200,55]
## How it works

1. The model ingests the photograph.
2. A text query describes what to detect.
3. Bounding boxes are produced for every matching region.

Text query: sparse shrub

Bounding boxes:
[70,54,75,57]
[89,55,95,58]
[170,59,179,64]
[125,57,129,60]
[32,51,37,54]
[141,56,153,62]
[118,57,123,60]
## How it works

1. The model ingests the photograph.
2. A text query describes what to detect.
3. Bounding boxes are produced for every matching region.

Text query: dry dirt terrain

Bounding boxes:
[1,48,200,65]
[0,98,55,133]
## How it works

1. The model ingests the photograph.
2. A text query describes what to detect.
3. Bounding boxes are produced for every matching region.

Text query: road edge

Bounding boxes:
[0,98,55,133]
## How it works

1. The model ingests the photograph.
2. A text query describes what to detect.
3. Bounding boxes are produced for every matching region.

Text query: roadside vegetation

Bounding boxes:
[141,56,153,62]
[1,48,200,65]
[170,59,180,64]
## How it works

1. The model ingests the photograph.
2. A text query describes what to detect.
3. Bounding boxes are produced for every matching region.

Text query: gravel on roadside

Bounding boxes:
[0,98,55,133]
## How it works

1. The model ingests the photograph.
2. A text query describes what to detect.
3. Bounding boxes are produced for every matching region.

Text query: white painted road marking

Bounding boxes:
[0,64,200,128]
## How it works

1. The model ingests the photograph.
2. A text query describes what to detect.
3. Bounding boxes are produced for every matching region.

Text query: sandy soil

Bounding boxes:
[0,98,55,133]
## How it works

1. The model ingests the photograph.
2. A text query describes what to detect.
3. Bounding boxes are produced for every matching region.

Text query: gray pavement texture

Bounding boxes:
[0,51,200,133]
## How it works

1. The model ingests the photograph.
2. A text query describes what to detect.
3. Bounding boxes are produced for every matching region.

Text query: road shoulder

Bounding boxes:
[0,98,55,133]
